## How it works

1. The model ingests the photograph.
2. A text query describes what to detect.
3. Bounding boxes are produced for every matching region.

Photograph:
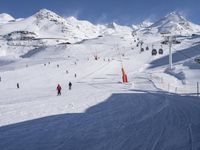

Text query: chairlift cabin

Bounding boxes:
[158,48,163,55]
[152,49,157,56]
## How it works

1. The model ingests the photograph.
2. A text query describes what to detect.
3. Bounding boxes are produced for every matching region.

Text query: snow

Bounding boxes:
[0,9,200,150]
[132,20,153,30]
[0,13,14,24]
[142,12,200,35]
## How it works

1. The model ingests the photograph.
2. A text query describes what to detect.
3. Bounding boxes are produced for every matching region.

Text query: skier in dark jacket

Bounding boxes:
[68,82,72,90]
[17,83,19,89]
[57,84,62,96]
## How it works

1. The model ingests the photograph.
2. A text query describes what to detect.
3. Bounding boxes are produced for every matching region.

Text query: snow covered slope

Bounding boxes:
[132,20,153,30]
[99,22,132,35]
[0,10,200,150]
[0,31,200,149]
[141,12,200,35]
[0,13,14,24]
[0,9,100,43]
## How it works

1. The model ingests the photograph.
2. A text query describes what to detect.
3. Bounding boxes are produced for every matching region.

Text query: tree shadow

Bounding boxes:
[149,45,200,69]
[0,92,200,150]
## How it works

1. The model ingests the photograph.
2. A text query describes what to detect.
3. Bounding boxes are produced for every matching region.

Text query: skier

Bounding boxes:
[17,83,19,89]
[57,64,59,68]
[56,84,62,96]
[66,70,69,74]
[0,76,1,82]
[68,82,72,90]
[74,73,77,78]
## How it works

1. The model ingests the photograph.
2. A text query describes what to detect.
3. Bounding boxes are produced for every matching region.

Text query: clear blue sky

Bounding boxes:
[0,0,200,25]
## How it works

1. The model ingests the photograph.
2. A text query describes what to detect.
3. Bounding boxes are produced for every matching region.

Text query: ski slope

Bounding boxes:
[0,10,200,150]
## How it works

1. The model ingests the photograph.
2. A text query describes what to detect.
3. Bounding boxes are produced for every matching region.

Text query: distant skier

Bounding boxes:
[57,84,62,96]
[0,76,1,82]
[66,70,69,74]
[74,73,77,78]
[57,64,59,68]
[17,83,20,89]
[68,82,72,90]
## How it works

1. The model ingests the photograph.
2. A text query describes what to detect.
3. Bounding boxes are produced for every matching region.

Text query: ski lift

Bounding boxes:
[94,55,98,60]
[159,48,163,55]
[158,45,163,55]
[152,49,157,56]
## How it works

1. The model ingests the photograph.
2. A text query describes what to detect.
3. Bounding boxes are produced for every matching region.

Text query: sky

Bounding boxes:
[0,0,200,25]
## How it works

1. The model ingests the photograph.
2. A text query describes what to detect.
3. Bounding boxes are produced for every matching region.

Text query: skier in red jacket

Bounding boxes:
[57,84,62,96]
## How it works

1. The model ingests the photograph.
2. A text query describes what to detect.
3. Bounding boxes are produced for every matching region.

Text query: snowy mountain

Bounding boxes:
[0,10,200,58]
[0,9,100,43]
[132,20,153,30]
[0,13,14,24]
[142,12,200,35]
[98,22,132,36]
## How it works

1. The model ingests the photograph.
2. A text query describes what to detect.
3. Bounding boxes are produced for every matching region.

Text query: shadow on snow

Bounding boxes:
[149,44,200,69]
[0,92,200,150]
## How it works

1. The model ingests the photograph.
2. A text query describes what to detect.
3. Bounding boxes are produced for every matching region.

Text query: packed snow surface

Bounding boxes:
[0,9,200,150]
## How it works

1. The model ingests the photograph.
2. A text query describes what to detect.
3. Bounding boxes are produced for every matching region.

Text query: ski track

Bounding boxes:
[0,30,200,149]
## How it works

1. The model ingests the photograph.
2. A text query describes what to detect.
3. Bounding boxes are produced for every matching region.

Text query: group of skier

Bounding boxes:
[3,81,72,97]
[1,61,75,96]
[56,81,72,96]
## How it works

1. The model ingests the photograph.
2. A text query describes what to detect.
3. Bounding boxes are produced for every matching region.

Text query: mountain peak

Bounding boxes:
[146,11,200,35]
[36,9,55,15]
[0,13,15,23]
[165,11,186,22]
[66,16,78,22]
[107,22,119,29]
[34,9,62,20]
[168,11,181,16]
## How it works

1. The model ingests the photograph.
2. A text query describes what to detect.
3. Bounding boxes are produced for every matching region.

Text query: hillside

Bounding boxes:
[0,9,200,150]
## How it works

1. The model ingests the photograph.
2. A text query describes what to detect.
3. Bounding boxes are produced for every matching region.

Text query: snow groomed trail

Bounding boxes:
[0,28,200,149]
[0,92,200,150]
[0,56,200,150]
